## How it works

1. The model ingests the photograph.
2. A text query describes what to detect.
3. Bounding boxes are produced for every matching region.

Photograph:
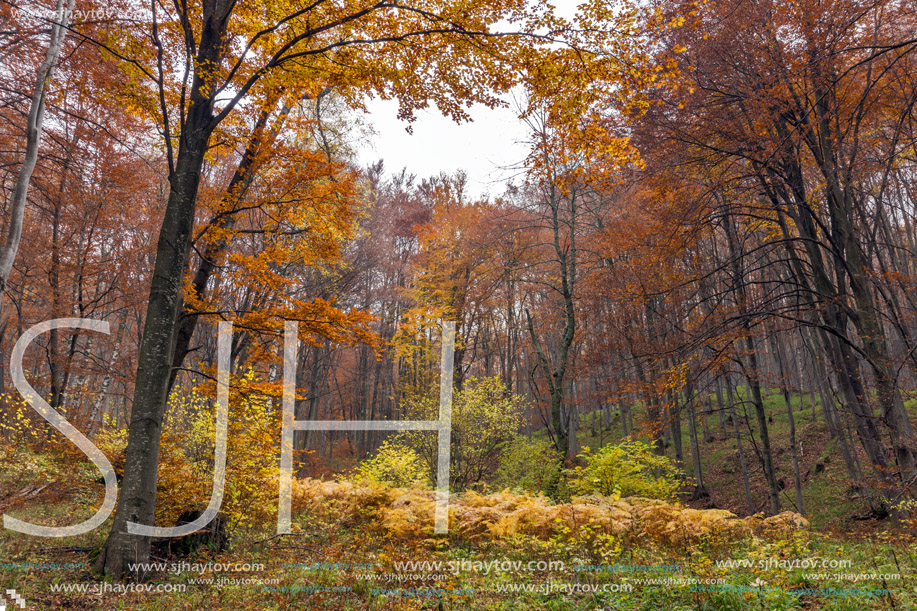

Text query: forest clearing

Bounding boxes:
[2,0,917,608]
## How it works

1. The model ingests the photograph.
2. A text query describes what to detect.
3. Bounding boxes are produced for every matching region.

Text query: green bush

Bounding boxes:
[354,439,430,487]
[400,376,526,490]
[494,435,561,494]
[567,440,686,499]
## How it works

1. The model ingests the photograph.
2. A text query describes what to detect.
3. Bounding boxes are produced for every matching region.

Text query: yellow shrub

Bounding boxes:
[567,440,687,499]
[354,439,431,487]
[156,370,283,530]
[0,392,47,448]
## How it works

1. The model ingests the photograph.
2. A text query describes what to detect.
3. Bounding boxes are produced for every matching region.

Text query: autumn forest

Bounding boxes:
[2,0,917,609]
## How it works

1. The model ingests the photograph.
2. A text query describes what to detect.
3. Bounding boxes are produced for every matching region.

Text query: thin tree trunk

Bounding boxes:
[722,202,780,513]
[773,330,804,514]
[714,378,728,437]
[0,0,76,335]
[685,383,707,497]
[727,377,754,514]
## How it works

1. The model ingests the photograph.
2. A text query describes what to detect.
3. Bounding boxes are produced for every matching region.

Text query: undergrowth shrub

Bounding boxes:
[399,375,526,490]
[1,393,102,485]
[0,444,62,488]
[398,377,524,490]
[94,414,127,467]
[153,369,283,530]
[893,497,917,537]
[290,478,809,548]
[0,393,45,447]
[354,439,430,487]
[567,439,686,499]
[494,435,561,494]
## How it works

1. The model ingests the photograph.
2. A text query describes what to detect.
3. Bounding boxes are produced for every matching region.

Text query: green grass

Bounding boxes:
[540,384,913,532]
[2,392,916,610]
[3,485,914,610]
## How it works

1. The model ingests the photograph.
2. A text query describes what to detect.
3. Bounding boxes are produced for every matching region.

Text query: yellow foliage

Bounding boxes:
[290,478,808,547]
[153,371,285,529]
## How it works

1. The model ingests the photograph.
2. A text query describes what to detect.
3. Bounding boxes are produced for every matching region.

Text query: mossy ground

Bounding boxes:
[1,388,915,610]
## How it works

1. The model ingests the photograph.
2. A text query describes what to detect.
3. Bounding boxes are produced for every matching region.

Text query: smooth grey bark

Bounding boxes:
[0,0,76,325]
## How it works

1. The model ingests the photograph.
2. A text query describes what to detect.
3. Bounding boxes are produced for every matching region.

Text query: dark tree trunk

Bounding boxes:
[727,377,754,514]
[95,6,230,576]
[722,203,780,514]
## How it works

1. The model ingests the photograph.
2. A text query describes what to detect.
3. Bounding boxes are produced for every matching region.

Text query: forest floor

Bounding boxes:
[1,389,915,610]
[571,386,913,533]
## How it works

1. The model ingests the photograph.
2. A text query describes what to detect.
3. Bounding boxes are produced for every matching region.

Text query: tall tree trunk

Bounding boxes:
[701,392,712,442]
[166,90,311,390]
[727,377,754,514]
[722,202,780,514]
[95,7,230,575]
[685,383,707,497]
[767,143,893,496]
[714,378,728,437]
[773,329,804,514]
[806,69,917,486]
[0,0,75,337]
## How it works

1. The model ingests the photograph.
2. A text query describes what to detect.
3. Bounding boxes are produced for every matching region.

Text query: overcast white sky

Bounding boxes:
[355,1,581,199]
[355,97,532,198]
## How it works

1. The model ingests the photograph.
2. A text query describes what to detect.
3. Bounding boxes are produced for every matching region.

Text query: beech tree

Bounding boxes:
[0,0,76,328]
[83,0,656,578]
